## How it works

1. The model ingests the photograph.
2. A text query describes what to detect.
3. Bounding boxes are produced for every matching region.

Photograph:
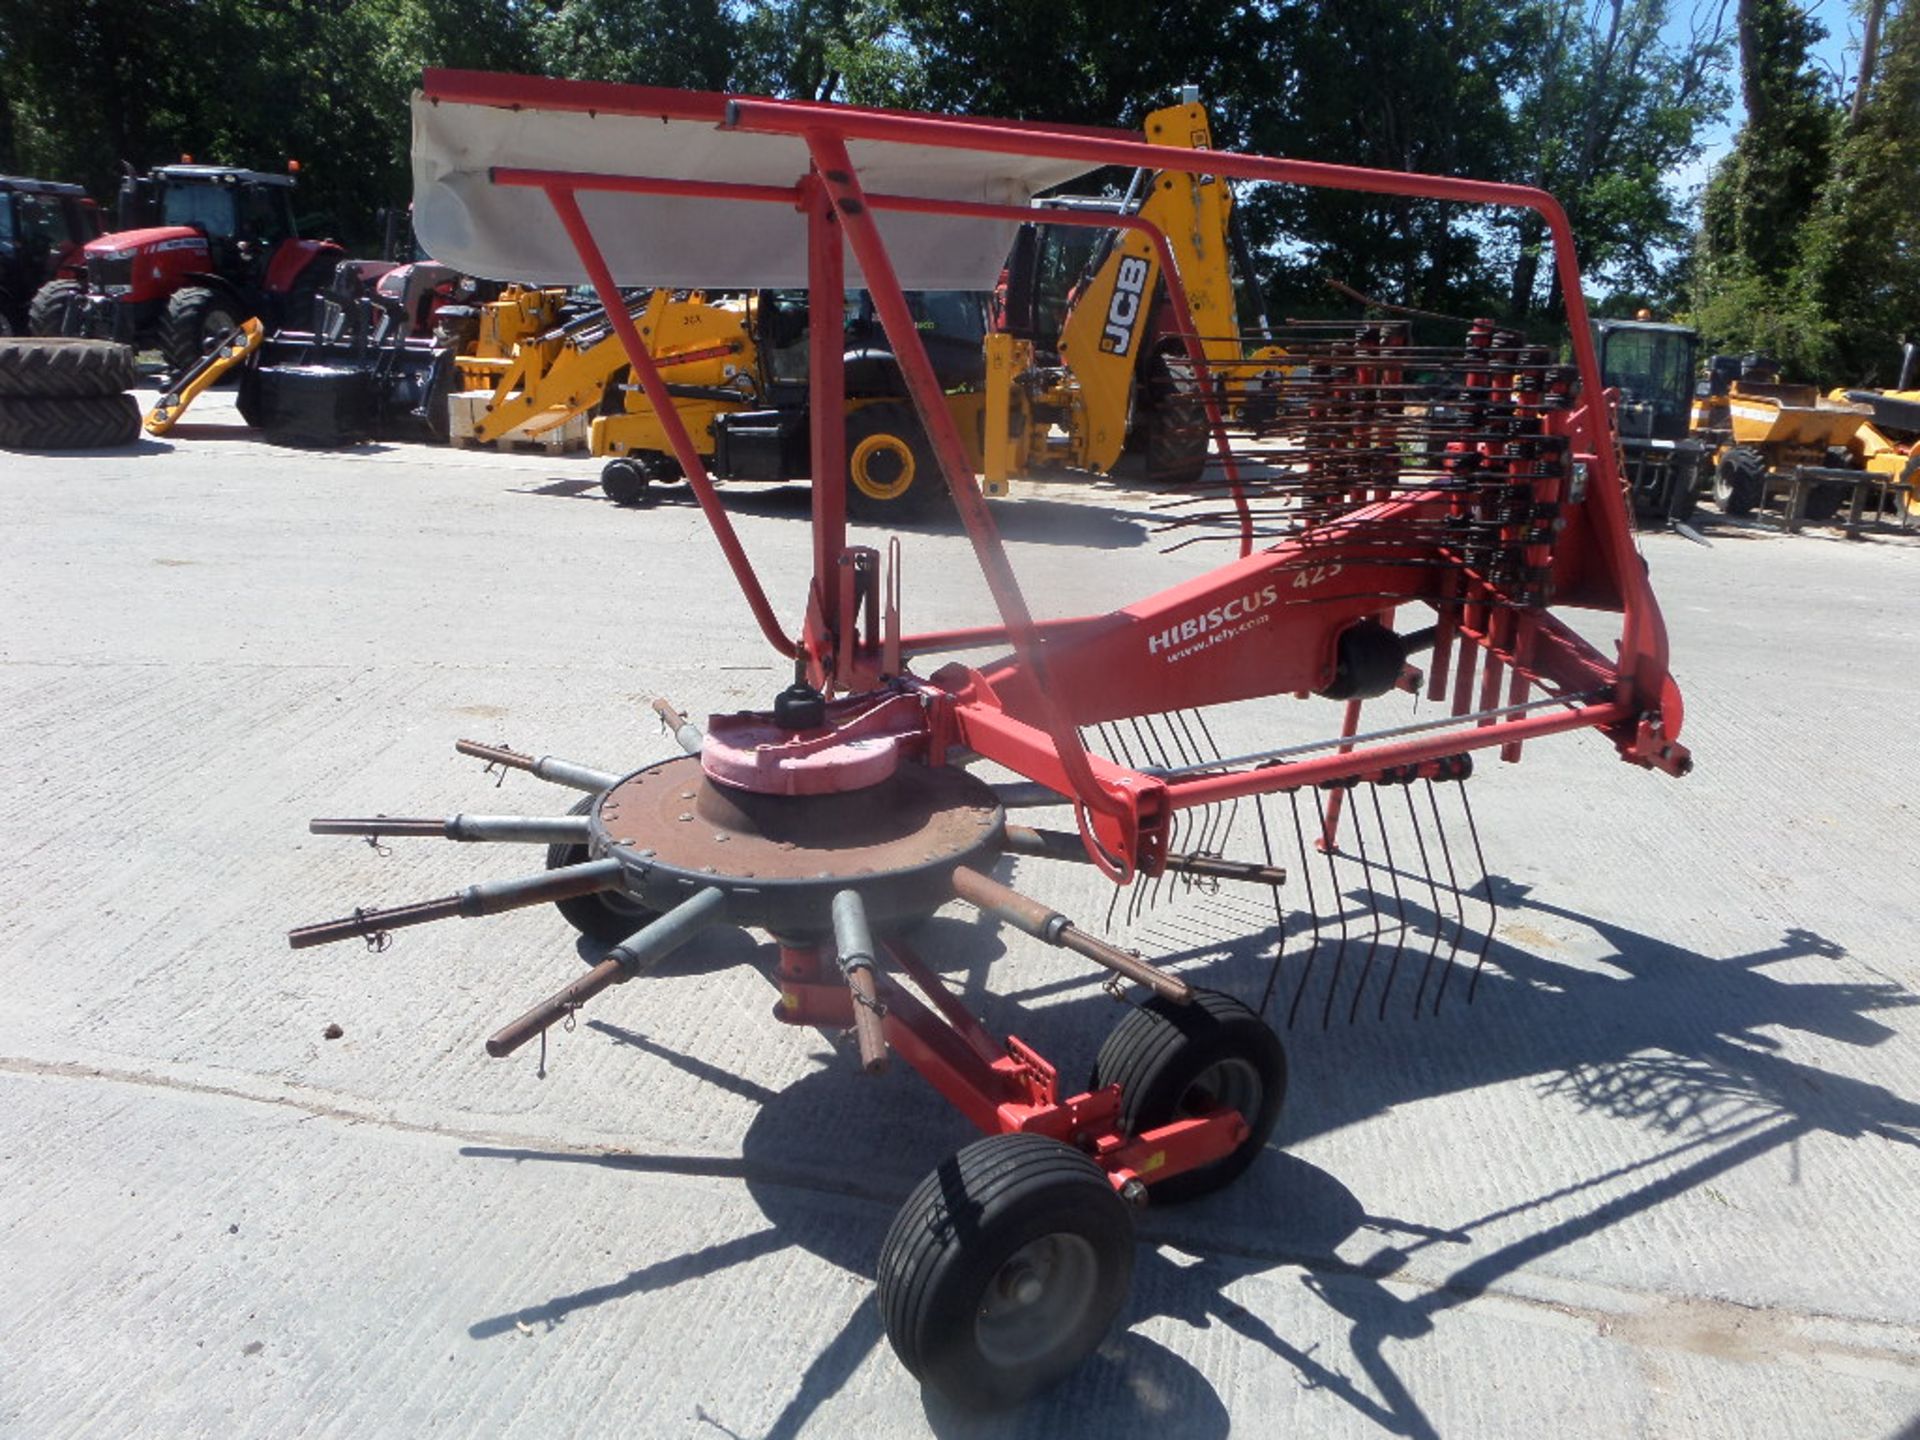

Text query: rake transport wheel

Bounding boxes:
[845,402,948,522]
[877,1132,1136,1410]
[545,794,658,943]
[600,457,652,507]
[1092,988,1286,1203]
[1713,445,1766,516]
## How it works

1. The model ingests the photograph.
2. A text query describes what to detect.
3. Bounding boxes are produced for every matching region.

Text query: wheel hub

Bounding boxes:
[590,754,1005,932]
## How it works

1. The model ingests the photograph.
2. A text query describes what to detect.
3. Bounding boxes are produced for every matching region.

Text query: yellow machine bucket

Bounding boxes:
[1719,382,1871,449]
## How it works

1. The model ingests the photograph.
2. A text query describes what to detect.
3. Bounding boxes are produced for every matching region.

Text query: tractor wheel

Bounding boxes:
[158,288,246,377]
[546,795,658,944]
[600,457,652,507]
[1090,988,1286,1203]
[845,402,948,522]
[0,337,136,399]
[877,1132,1135,1410]
[0,392,142,450]
[1712,446,1766,517]
[1136,351,1210,487]
[1666,451,1702,524]
[28,280,89,338]
[0,303,14,337]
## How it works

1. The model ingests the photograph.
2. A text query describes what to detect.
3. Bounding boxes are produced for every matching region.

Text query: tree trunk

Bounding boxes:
[1851,0,1887,128]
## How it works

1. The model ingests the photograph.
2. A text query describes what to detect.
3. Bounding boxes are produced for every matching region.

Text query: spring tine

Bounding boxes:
[1342,786,1387,1024]
[1285,790,1323,1029]
[1253,793,1290,1023]
[1404,785,1447,1020]
[1423,778,1471,1015]
[1367,786,1412,1021]
[1311,788,1352,1031]
[1456,780,1499,1003]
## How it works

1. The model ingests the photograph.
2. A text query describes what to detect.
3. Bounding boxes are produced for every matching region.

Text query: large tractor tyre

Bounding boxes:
[28,280,90,338]
[1090,987,1287,1203]
[877,1132,1136,1409]
[158,288,247,377]
[845,402,949,522]
[546,795,659,945]
[0,392,142,450]
[0,337,137,400]
[0,298,15,337]
[1136,352,1210,487]
[1712,446,1766,517]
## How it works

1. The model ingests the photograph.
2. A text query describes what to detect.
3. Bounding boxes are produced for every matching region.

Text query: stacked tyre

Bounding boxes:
[0,338,142,450]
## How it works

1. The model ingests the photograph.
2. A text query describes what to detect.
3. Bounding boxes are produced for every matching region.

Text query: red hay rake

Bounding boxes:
[290,70,1691,1408]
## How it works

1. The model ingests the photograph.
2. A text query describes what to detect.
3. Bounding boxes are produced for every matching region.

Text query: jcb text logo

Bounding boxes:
[1100,256,1151,356]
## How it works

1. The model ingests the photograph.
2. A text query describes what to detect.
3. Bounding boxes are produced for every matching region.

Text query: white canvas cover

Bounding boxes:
[411,90,1101,289]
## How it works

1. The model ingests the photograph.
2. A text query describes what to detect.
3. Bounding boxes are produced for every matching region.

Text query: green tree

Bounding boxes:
[1504,0,1731,320]
[1793,0,1918,381]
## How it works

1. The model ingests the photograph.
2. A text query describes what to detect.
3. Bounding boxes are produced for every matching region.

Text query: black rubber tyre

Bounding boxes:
[0,303,15,338]
[1802,483,1846,522]
[877,1132,1135,1409]
[546,795,657,944]
[1712,446,1765,516]
[158,287,246,376]
[1667,451,1701,524]
[1136,351,1209,487]
[1090,988,1286,1203]
[0,392,142,450]
[0,337,137,399]
[845,402,949,522]
[27,280,89,338]
[600,456,651,507]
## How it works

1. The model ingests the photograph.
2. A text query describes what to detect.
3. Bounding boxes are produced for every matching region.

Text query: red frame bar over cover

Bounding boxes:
[418,69,1689,881]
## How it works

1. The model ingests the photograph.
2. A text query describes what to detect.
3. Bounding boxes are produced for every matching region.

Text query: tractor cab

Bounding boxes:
[1592,318,1707,523]
[0,176,100,334]
[1592,319,1698,441]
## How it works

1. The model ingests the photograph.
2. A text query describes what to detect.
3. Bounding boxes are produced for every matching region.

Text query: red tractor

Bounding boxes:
[29,163,343,373]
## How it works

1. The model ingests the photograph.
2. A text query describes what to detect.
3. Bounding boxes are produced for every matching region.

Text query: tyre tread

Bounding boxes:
[0,337,136,399]
[0,391,142,449]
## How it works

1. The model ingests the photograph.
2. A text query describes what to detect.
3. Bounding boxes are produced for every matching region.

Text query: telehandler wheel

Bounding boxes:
[546,795,659,944]
[158,288,245,377]
[1090,988,1286,1203]
[1713,446,1765,517]
[877,1132,1135,1410]
[27,280,88,338]
[845,403,949,522]
[1802,485,1846,522]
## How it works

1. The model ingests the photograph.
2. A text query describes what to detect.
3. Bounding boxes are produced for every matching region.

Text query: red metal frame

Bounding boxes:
[420,66,1691,1196]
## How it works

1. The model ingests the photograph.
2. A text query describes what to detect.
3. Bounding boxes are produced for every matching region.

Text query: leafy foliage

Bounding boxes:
[6,0,1894,389]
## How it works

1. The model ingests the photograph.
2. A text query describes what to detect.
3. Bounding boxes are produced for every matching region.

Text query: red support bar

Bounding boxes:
[804,131,1139,880]
[719,95,1659,690]
[539,185,797,660]
[806,177,848,681]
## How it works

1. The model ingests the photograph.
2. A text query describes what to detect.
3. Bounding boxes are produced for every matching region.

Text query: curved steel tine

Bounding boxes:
[1370,784,1411,1021]
[1312,787,1352,1031]
[1406,784,1447,1019]
[1343,785,1386,1025]
[1456,779,1499,1002]
[1285,789,1323,1030]
[1424,777,1471,1015]
[1253,792,1290,1024]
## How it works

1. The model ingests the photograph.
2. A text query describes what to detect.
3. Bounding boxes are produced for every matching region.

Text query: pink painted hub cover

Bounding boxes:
[701,692,928,796]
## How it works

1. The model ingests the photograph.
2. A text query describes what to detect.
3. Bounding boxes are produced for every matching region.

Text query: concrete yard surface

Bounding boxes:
[2,390,1918,1438]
